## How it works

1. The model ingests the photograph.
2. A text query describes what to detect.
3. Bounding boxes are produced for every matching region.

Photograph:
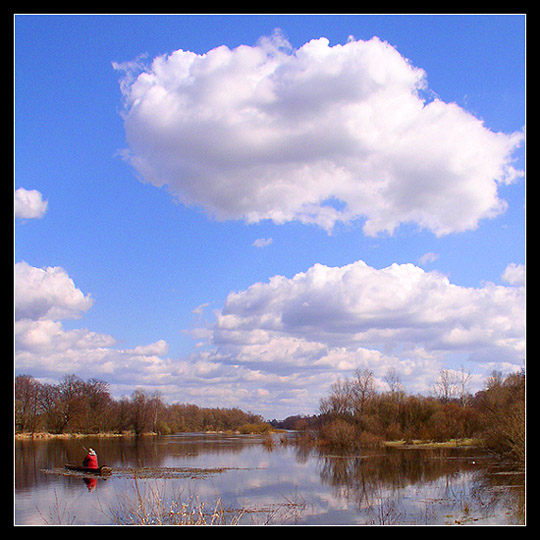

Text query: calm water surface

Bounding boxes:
[15,433,525,525]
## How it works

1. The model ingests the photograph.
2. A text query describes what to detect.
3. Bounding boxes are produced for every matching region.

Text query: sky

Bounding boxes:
[14,14,526,419]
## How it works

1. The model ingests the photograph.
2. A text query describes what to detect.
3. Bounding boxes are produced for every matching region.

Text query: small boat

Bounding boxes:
[64,463,112,475]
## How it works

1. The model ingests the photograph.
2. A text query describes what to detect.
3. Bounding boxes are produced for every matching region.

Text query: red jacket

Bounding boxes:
[83,452,98,469]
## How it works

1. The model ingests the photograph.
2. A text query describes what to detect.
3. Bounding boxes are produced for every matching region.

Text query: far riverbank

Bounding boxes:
[16,431,481,450]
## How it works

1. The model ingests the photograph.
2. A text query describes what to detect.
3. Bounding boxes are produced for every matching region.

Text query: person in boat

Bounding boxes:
[82,448,98,469]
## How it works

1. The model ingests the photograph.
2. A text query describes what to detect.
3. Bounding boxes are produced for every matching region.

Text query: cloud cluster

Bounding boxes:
[13,262,293,413]
[15,258,525,417]
[116,31,523,235]
[15,31,525,418]
[15,187,48,219]
[14,261,171,385]
[204,259,525,408]
[215,260,524,351]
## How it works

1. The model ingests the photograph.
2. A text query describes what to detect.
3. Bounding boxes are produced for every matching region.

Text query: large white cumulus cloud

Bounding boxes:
[215,260,525,354]
[176,258,524,414]
[116,31,523,235]
[210,260,524,382]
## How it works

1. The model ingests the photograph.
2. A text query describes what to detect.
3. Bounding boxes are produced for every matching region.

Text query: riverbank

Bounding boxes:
[15,427,284,440]
[15,431,147,440]
[16,431,525,525]
[384,438,479,449]
[15,432,480,448]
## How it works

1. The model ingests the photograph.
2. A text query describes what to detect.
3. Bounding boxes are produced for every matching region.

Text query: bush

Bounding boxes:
[315,369,525,465]
[477,373,525,464]
[238,423,273,434]
[358,431,384,448]
[385,422,403,441]
[156,421,172,435]
[319,419,359,450]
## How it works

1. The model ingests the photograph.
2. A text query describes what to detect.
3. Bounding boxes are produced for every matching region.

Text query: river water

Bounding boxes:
[15,433,525,525]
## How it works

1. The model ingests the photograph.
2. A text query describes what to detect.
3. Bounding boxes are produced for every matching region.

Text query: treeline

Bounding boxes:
[15,369,525,464]
[15,374,270,436]
[275,368,525,464]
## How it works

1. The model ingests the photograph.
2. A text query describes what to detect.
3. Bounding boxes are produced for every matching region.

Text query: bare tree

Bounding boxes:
[84,378,113,432]
[130,389,153,435]
[319,378,352,419]
[383,368,404,399]
[56,374,86,432]
[485,370,504,390]
[148,391,166,434]
[457,365,472,407]
[39,383,61,433]
[15,374,41,433]
[351,368,376,415]
[433,369,458,403]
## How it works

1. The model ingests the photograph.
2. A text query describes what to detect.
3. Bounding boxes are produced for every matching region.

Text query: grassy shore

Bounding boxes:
[16,431,145,440]
[15,427,284,440]
[384,438,479,449]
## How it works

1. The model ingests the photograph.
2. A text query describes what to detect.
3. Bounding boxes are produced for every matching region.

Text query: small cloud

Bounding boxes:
[192,302,210,316]
[15,187,48,219]
[501,263,525,286]
[125,340,169,357]
[15,261,93,321]
[252,237,273,248]
[419,252,439,265]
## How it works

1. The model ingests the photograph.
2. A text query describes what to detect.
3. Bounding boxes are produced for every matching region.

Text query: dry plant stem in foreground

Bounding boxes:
[106,479,245,525]
[105,478,308,525]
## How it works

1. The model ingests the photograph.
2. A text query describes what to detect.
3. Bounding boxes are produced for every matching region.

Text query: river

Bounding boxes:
[15,433,525,525]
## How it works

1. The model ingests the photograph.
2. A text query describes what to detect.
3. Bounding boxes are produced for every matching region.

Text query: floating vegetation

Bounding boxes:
[114,466,234,479]
[41,465,259,480]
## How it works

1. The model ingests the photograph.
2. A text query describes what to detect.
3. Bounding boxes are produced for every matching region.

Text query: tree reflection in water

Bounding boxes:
[314,446,524,525]
[16,434,525,525]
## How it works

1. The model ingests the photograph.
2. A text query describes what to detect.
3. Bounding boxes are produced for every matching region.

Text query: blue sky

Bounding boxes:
[15,14,525,418]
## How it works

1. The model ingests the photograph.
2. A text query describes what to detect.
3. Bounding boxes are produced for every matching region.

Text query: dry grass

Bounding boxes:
[384,438,479,449]
[104,478,308,525]
[105,479,246,525]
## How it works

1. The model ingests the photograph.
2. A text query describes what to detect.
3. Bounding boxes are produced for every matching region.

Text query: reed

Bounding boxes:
[106,479,245,525]
[105,478,308,525]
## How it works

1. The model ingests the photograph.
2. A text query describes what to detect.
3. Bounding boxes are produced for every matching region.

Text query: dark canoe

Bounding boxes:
[64,463,112,475]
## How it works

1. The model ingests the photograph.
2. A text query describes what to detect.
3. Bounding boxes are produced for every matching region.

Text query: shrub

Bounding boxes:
[476,370,525,465]
[358,431,384,448]
[319,419,359,450]
[238,423,273,434]
[385,422,403,441]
